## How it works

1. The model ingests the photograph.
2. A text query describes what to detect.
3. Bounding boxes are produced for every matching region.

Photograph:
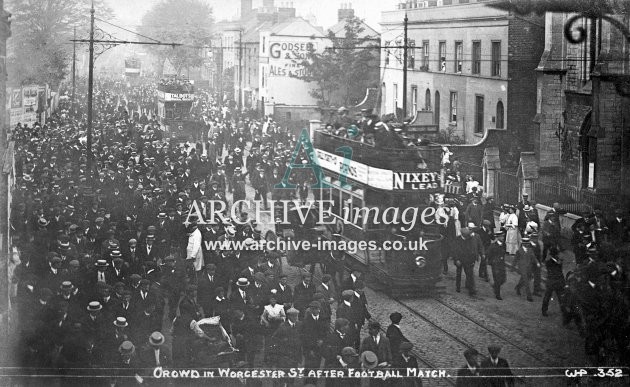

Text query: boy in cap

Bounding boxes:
[480,345,514,387]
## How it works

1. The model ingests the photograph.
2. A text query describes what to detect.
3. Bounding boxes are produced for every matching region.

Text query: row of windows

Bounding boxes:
[386,84,505,133]
[389,40,502,77]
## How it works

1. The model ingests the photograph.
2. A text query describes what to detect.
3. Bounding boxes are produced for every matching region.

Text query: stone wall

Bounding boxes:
[507,14,545,150]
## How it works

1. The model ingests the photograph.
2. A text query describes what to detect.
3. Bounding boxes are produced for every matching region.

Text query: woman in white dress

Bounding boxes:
[505,206,521,254]
[260,293,285,365]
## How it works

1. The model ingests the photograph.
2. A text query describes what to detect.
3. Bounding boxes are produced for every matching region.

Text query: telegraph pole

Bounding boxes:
[402,12,408,120]
[238,29,243,112]
[72,27,76,110]
[87,1,95,172]
[74,1,182,175]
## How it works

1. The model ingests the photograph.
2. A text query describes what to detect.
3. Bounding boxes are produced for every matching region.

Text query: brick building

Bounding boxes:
[533,11,630,204]
[380,0,544,146]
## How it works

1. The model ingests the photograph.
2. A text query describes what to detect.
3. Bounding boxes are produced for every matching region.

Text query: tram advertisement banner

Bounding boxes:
[314,149,440,191]
[157,90,194,102]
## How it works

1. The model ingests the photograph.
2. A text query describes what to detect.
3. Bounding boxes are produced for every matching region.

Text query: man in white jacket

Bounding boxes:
[186,222,204,277]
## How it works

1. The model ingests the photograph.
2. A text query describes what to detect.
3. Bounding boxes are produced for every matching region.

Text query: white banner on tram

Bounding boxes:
[314,149,440,191]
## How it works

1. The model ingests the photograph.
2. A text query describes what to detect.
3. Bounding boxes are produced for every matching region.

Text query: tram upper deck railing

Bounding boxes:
[312,130,443,172]
[157,78,195,94]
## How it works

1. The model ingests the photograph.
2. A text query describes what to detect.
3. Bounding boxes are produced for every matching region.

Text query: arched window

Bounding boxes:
[496,101,504,129]
[435,91,440,128]
[425,89,431,110]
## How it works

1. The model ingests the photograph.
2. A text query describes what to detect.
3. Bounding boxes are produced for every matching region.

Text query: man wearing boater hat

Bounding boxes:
[140,331,171,369]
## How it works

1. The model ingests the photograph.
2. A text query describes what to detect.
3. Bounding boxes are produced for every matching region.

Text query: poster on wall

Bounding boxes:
[9,107,24,126]
[22,85,39,113]
[10,88,22,109]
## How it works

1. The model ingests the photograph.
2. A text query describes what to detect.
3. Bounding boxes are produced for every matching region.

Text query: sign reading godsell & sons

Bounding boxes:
[269,41,317,78]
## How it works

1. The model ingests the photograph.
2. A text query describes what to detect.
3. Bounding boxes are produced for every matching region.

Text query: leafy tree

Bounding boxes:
[296,16,379,107]
[138,0,214,76]
[6,0,112,88]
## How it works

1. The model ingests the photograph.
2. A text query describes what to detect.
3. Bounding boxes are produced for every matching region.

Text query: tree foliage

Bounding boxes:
[6,0,112,88]
[138,0,214,76]
[297,17,379,108]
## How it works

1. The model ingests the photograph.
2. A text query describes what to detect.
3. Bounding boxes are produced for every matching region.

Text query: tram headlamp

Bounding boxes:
[414,256,426,268]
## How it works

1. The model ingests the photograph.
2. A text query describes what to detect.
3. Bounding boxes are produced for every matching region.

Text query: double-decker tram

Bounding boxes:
[311,129,445,295]
[157,76,195,140]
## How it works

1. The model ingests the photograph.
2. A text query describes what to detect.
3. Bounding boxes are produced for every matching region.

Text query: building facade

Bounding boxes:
[380,0,544,146]
[258,18,326,121]
[534,11,630,202]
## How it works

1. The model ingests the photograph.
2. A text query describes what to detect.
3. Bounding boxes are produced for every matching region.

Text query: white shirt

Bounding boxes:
[98,271,105,282]
[263,304,286,321]
[154,349,160,366]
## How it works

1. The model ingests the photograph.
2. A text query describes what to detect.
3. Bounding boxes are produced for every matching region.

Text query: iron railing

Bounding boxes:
[531,180,618,214]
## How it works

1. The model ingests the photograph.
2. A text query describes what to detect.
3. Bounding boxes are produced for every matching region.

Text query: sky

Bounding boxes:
[104,0,400,33]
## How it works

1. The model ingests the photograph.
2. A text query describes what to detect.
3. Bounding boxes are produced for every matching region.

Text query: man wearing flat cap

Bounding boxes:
[480,345,514,387]
[456,348,481,387]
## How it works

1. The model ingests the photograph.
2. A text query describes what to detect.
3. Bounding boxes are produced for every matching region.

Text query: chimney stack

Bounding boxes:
[338,2,355,22]
[240,0,252,18]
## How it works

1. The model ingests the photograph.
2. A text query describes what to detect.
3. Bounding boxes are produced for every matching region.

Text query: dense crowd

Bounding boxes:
[9,75,628,387]
[9,79,435,387]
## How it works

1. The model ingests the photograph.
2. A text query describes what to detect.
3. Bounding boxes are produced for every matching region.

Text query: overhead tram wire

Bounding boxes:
[94,17,161,43]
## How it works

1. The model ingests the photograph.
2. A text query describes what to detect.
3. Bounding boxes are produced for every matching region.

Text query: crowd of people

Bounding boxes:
[9,78,433,387]
[432,182,629,366]
[8,74,628,387]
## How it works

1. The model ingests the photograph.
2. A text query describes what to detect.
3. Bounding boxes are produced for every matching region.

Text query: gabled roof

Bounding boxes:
[269,17,326,38]
[328,18,379,40]
[242,21,272,43]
